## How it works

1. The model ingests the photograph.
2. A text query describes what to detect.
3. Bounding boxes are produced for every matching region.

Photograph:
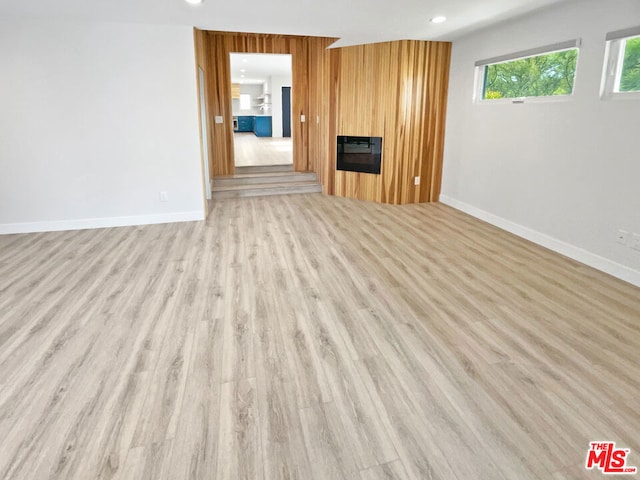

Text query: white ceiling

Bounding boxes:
[0,0,570,47]
[230,53,292,85]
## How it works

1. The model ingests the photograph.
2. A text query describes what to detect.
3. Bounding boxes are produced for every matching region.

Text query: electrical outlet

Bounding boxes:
[300,115,306,123]
[632,233,640,251]
[414,176,420,186]
[159,191,169,202]
[214,116,223,124]
[617,229,629,245]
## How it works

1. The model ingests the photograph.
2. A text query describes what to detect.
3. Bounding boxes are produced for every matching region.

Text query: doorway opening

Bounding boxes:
[229,53,293,168]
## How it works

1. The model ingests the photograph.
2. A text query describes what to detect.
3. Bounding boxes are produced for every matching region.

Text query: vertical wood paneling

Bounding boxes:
[201,31,334,177]
[424,42,451,203]
[291,38,309,173]
[196,30,450,204]
[326,48,340,196]
[209,34,235,176]
[333,40,451,205]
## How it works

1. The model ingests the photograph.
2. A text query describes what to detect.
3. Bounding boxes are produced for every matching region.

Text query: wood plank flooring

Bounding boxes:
[1,193,639,480]
[233,132,293,167]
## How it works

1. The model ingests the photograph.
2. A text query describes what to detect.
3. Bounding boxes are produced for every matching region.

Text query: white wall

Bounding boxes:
[441,0,640,286]
[269,74,292,138]
[0,20,205,233]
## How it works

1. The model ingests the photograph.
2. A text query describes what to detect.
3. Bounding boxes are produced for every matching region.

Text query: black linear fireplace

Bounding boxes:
[336,136,382,174]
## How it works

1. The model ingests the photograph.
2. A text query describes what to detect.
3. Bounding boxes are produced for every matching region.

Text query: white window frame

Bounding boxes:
[239,93,251,110]
[473,39,581,105]
[601,25,640,101]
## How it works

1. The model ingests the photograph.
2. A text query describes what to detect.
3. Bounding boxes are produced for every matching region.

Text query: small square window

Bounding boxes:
[617,36,640,92]
[240,93,251,110]
[601,26,640,99]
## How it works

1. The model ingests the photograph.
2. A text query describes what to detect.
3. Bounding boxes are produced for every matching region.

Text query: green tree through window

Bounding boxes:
[483,49,578,99]
[620,37,640,92]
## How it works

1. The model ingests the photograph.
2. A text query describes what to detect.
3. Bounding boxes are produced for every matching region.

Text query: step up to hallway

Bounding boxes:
[214,171,318,187]
[212,167,322,199]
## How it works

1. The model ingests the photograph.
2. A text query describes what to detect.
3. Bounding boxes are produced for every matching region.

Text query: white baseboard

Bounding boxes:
[0,210,205,235]
[439,195,640,288]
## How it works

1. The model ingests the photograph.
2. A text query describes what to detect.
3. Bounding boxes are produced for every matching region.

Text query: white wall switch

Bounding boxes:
[159,191,169,202]
[632,233,640,251]
[300,115,306,123]
[214,116,223,124]
[617,229,629,245]
[414,176,420,185]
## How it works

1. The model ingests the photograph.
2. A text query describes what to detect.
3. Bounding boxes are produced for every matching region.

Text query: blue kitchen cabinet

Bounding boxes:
[237,116,253,132]
[253,116,272,137]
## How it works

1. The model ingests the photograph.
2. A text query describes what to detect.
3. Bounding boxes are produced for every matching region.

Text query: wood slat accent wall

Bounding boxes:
[308,38,334,193]
[196,30,450,203]
[332,41,451,204]
[201,31,335,177]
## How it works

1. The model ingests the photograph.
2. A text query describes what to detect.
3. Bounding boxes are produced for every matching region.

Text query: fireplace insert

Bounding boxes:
[336,136,382,174]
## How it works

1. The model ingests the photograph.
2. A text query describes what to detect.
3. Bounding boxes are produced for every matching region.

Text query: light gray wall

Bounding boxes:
[0,19,204,233]
[441,0,640,286]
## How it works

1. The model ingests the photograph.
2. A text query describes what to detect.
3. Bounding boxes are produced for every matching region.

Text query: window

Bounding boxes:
[601,26,640,99]
[239,93,251,110]
[620,36,640,91]
[474,40,580,103]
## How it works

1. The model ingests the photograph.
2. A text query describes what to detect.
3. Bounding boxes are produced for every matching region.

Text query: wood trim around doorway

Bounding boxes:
[196,30,336,178]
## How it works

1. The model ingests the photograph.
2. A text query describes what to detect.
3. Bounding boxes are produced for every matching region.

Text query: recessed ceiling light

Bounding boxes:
[240,69,246,72]
[184,0,203,4]
[242,59,248,63]
[431,16,447,24]
[240,75,245,78]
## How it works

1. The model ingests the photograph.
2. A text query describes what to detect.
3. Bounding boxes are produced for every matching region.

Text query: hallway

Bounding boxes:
[234,132,293,167]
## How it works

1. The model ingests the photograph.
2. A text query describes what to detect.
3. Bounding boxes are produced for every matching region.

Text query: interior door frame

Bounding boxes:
[228,52,294,169]
[198,67,212,200]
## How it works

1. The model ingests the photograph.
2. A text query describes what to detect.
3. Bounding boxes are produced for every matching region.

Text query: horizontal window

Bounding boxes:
[602,26,640,99]
[620,36,640,92]
[474,40,580,103]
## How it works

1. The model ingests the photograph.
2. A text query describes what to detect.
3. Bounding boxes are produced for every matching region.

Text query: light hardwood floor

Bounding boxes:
[234,132,293,167]
[1,194,639,480]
